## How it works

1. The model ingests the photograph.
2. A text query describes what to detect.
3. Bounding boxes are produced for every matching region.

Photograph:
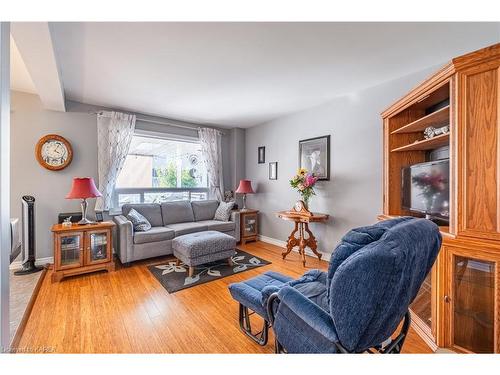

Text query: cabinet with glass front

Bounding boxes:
[239,209,259,245]
[52,221,115,282]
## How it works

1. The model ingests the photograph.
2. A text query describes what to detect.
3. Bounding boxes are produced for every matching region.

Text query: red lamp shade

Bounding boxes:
[66,177,102,199]
[235,180,255,194]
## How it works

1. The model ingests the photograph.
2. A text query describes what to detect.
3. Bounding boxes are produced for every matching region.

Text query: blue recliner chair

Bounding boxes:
[229,217,441,353]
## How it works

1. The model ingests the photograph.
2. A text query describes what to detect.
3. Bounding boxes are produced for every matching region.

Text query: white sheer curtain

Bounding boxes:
[198,127,224,201]
[95,111,136,211]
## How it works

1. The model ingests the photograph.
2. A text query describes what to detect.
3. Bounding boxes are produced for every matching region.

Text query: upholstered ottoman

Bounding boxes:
[172,230,236,277]
[228,271,294,345]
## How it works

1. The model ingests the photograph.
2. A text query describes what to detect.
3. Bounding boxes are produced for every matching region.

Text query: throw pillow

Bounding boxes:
[214,201,235,222]
[126,208,152,232]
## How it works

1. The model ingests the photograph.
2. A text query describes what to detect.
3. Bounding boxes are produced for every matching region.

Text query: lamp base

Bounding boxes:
[77,217,95,225]
[77,198,95,225]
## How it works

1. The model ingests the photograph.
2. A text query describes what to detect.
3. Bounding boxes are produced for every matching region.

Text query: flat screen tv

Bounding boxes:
[402,159,450,221]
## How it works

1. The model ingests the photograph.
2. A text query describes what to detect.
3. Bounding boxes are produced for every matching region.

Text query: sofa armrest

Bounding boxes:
[114,215,134,264]
[230,210,241,242]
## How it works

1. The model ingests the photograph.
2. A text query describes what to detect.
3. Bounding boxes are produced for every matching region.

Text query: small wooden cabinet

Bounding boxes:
[239,209,259,245]
[51,221,115,282]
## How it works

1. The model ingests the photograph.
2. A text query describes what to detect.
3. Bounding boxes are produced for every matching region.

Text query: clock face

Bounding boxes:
[41,140,68,166]
[36,134,73,170]
[294,201,304,212]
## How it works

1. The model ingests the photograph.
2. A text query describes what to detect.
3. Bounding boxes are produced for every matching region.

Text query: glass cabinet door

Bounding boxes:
[451,255,495,353]
[243,214,257,236]
[58,233,83,269]
[410,272,433,329]
[86,230,110,265]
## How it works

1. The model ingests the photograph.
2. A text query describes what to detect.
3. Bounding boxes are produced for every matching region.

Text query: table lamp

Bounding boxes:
[66,177,102,225]
[235,179,255,211]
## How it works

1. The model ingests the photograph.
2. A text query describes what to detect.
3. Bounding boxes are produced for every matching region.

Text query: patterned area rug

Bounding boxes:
[148,249,271,293]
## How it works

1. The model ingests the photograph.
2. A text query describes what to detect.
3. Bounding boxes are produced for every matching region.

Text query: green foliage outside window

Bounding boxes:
[156,162,197,188]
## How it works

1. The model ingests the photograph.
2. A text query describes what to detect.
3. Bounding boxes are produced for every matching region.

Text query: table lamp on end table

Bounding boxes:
[235,179,255,211]
[66,177,102,225]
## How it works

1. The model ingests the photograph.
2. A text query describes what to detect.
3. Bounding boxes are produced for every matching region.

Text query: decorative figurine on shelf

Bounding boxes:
[424,124,450,139]
[289,168,318,210]
[62,216,72,227]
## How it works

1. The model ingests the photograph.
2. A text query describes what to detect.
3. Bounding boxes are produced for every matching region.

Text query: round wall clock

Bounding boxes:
[35,134,73,171]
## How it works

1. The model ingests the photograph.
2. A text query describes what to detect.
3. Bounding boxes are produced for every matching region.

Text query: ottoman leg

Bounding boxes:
[227,257,233,266]
[238,304,269,346]
[175,259,181,266]
[188,266,195,278]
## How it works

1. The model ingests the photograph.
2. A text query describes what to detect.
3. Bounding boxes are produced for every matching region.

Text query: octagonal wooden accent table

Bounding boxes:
[276,211,329,267]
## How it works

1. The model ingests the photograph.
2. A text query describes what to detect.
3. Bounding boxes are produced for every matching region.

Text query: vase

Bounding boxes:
[302,196,310,210]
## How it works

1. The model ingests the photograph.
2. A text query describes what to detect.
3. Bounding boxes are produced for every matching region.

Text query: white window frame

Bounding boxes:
[112,129,209,211]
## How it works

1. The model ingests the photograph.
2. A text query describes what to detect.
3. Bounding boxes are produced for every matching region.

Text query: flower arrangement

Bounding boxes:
[290,168,318,208]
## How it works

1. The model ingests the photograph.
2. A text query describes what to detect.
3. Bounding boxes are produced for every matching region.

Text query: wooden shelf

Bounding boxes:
[391,105,450,134]
[391,133,449,152]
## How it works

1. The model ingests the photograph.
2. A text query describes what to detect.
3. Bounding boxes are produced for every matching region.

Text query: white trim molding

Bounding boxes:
[258,235,332,262]
[9,257,53,271]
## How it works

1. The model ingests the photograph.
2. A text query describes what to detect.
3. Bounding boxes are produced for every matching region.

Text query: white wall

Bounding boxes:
[245,65,439,256]
[10,91,240,260]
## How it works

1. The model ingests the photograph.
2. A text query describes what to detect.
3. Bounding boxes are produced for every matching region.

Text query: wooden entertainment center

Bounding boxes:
[380,43,500,353]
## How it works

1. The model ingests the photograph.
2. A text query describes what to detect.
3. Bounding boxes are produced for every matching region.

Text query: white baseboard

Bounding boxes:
[257,235,331,262]
[9,256,54,270]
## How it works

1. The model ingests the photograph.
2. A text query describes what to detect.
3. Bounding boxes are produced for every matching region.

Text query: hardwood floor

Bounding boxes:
[16,241,433,353]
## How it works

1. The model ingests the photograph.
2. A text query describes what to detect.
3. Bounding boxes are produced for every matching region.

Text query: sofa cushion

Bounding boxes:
[196,220,235,232]
[122,203,163,227]
[192,200,219,221]
[126,208,152,232]
[161,201,195,225]
[214,201,235,221]
[133,226,175,244]
[165,222,208,236]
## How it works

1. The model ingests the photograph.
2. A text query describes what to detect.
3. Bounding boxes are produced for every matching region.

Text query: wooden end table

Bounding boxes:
[239,209,259,245]
[276,211,329,267]
[51,221,115,282]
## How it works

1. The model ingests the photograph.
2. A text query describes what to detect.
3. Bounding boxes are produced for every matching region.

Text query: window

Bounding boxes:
[113,133,208,208]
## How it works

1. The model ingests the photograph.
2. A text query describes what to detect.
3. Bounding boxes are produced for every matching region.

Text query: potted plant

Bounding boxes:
[289,168,318,209]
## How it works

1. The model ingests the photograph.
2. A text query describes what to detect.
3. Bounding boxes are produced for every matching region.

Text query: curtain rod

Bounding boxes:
[92,111,225,134]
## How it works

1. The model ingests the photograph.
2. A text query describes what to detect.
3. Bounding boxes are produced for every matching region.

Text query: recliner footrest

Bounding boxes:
[229,271,294,320]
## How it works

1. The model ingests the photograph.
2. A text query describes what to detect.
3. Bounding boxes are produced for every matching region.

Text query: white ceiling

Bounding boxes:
[12,22,500,128]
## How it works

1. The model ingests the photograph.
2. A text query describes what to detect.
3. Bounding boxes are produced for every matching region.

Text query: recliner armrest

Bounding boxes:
[275,286,339,343]
[114,215,134,264]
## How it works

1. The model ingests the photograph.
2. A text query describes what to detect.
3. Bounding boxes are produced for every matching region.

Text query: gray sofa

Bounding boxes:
[114,200,240,264]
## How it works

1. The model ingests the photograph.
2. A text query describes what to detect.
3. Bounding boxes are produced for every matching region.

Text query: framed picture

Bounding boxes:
[95,211,104,222]
[269,162,278,180]
[299,135,330,180]
[258,146,265,164]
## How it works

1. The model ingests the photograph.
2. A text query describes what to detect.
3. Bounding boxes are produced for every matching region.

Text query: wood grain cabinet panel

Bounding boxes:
[458,64,500,240]
[381,43,500,352]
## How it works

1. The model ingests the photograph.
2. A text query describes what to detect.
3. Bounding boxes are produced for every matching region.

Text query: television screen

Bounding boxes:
[402,159,450,219]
